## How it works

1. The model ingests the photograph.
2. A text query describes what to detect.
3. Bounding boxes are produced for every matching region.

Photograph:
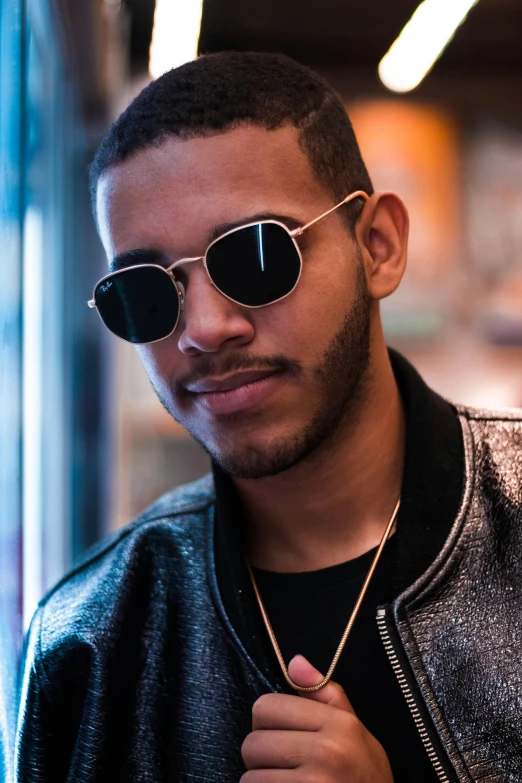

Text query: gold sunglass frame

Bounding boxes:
[88,190,368,344]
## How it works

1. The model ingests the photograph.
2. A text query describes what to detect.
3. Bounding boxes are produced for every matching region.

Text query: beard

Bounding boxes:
[153,256,371,480]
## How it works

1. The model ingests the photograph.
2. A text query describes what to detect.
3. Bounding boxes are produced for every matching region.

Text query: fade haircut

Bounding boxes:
[89,51,373,231]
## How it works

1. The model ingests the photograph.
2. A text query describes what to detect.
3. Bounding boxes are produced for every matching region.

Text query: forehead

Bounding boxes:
[96,124,328,258]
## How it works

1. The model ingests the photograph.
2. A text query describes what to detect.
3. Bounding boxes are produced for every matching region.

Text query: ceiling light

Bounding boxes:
[149,0,204,79]
[378,0,480,93]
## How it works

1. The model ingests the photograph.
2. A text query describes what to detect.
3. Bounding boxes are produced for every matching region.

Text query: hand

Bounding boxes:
[241,654,394,782]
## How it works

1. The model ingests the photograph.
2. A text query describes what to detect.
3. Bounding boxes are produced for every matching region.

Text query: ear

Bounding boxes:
[355,192,409,301]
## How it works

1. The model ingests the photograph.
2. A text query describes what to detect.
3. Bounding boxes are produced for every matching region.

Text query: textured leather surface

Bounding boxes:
[15,408,522,782]
[16,476,272,782]
[395,408,522,782]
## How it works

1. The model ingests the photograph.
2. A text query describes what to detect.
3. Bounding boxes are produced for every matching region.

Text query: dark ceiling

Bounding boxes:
[198,0,522,75]
[122,0,522,106]
[123,0,156,73]
[122,0,522,74]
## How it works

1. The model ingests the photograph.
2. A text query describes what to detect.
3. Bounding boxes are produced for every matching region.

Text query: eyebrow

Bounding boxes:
[109,212,304,273]
[109,247,169,273]
[207,212,303,243]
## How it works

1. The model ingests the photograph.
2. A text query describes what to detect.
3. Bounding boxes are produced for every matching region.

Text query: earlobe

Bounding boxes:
[357,192,409,301]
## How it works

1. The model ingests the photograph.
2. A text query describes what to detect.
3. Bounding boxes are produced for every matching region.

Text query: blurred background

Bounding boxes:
[1,0,521,763]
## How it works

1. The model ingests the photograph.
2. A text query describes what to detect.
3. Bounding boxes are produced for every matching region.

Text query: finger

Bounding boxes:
[287,654,355,713]
[252,692,339,731]
[240,771,295,782]
[242,729,311,770]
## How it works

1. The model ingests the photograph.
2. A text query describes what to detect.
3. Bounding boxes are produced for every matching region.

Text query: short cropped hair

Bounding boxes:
[89,51,373,230]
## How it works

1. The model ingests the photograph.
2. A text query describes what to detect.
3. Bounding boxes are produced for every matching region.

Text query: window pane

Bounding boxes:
[0,0,23,777]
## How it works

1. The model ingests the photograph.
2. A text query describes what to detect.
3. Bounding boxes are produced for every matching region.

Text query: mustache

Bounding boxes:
[175,352,302,395]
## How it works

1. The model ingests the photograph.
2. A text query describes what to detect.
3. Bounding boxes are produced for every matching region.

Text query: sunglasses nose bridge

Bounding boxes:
[168,255,204,274]
[168,255,205,309]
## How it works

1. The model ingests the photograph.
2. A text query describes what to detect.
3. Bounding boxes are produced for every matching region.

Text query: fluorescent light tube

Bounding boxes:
[149,0,204,79]
[379,0,480,93]
[23,208,44,630]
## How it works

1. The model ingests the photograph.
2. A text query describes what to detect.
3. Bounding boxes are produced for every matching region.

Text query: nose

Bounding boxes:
[176,263,255,355]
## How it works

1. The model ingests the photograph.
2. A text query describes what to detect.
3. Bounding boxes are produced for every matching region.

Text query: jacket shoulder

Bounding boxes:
[455,403,522,509]
[35,472,215,618]
[456,402,522,423]
[20,473,217,726]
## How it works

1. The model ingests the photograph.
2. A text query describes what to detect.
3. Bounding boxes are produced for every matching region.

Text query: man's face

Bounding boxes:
[97,125,372,479]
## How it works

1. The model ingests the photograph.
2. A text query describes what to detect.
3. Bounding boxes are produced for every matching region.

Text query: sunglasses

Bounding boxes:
[88,190,368,344]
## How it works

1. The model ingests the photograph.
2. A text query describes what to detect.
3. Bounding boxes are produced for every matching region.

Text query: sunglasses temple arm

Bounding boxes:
[290,190,369,237]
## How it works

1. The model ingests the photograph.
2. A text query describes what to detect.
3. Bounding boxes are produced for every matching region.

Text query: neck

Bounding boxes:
[236,342,405,573]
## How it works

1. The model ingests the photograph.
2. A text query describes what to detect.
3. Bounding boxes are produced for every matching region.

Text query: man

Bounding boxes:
[15,52,522,782]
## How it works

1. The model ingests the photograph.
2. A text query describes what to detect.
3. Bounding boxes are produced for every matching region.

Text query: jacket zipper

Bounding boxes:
[376,607,451,783]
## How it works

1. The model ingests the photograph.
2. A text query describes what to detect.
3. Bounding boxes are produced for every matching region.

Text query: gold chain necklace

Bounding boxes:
[245,498,401,692]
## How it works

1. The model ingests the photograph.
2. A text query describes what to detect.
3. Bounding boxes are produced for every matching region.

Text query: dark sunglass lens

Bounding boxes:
[206,223,301,307]
[94,266,179,343]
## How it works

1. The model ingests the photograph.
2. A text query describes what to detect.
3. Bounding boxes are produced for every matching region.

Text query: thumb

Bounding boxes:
[288,654,355,713]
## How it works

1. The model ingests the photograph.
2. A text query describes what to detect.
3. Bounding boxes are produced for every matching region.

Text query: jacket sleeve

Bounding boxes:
[0,615,17,783]
[15,608,68,783]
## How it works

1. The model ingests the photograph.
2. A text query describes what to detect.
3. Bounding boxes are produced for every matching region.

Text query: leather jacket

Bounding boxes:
[15,354,522,783]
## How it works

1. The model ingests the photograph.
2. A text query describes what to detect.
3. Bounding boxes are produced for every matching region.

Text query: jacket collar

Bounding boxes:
[211,349,464,689]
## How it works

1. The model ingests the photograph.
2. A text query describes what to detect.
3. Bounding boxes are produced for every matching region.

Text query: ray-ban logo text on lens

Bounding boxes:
[100,280,113,293]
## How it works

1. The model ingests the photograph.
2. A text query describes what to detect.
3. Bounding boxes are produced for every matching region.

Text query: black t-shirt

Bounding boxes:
[251,536,440,781]
[214,350,465,782]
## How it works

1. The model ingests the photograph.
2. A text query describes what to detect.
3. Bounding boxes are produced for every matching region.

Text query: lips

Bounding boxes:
[186,369,279,394]
[186,369,283,415]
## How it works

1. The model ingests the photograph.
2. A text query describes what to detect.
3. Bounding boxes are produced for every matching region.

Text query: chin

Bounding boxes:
[201,429,311,480]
